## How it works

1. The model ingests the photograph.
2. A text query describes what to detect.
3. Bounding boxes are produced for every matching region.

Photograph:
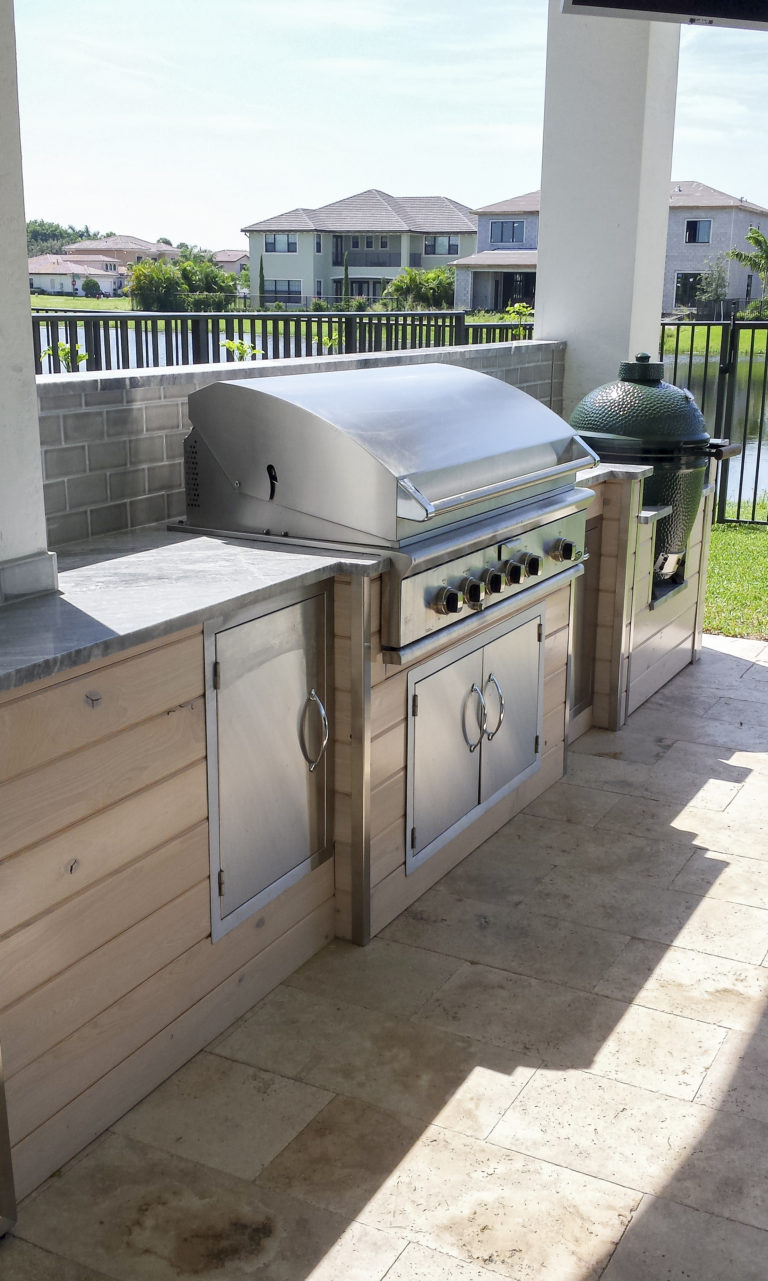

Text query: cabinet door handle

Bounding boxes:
[302,688,329,773]
[485,672,505,741]
[468,682,487,753]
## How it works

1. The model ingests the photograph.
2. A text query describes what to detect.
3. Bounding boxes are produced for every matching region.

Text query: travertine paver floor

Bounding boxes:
[3,633,768,1280]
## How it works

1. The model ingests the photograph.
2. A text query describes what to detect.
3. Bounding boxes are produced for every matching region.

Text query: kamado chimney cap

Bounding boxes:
[618,352,665,383]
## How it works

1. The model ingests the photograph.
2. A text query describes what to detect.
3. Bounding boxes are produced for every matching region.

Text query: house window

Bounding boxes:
[746,274,753,302]
[365,236,374,249]
[264,278,302,302]
[424,235,459,256]
[315,279,322,297]
[684,219,711,244]
[490,220,524,245]
[351,236,360,249]
[380,236,388,249]
[265,233,297,253]
[674,272,701,308]
[315,234,322,253]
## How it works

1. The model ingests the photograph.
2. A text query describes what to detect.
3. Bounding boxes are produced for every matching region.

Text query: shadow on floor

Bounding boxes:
[3,636,768,1280]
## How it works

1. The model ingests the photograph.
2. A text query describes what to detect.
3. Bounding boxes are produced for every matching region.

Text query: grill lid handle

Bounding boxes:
[396,477,436,521]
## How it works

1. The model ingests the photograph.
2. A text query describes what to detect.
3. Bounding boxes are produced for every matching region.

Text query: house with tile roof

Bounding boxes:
[242,189,477,306]
[453,182,768,315]
[212,249,249,275]
[28,254,126,297]
[62,235,180,271]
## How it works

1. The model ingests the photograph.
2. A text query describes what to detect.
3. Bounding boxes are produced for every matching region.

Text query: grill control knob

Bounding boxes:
[504,552,541,583]
[458,576,485,610]
[550,538,579,563]
[481,567,505,596]
[432,586,464,616]
[504,558,525,585]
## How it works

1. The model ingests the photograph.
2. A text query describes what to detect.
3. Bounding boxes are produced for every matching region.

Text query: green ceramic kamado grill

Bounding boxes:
[571,353,738,588]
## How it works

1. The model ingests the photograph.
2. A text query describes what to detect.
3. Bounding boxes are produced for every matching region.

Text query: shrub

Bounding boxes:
[81,277,101,299]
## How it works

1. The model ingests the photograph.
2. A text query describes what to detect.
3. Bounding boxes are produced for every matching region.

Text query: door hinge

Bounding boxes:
[217,868,225,896]
[534,734,540,754]
[412,693,419,717]
[213,660,221,690]
[410,827,416,849]
[537,622,544,642]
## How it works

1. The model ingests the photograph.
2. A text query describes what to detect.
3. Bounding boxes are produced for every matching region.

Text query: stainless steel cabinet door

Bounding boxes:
[411,649,483,856]
[214,592,328,926]
[480,616,542,803]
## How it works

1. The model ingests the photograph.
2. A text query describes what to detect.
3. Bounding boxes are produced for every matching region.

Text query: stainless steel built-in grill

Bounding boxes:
[183,363,598,659]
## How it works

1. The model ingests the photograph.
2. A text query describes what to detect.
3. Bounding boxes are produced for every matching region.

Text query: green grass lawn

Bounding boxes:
[31,296,131,311]
[704,520,768,639]
[662,323,768,358]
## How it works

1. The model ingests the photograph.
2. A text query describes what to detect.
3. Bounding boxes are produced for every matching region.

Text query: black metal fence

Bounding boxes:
[660,316,768,524]
[31,309,533,375]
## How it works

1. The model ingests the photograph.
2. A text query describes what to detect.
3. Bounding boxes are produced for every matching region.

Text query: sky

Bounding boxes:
[13,0,768,253]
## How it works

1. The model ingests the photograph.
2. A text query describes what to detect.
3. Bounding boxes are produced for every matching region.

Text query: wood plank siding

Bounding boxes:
[0,627,334,1199]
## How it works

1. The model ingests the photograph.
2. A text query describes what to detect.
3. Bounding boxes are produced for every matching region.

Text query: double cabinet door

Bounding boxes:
[205,586,331,940]
[407,609,544,872]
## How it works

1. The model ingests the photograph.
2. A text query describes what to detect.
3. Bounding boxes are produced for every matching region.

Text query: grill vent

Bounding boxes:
[185,438,200,508]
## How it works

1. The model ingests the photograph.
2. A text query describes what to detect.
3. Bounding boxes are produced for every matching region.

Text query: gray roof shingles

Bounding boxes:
[473,181,768,217]
[64,235,179,255]
[242,189,477,234]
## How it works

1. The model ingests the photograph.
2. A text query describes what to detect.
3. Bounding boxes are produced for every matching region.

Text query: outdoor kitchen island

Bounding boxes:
[0,518,579,1204]
[0,355,722,1208]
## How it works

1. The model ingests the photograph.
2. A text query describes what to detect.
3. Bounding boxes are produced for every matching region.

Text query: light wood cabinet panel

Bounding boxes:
[0,700,204,861]
[0,761,207,937]
[0,635,203,784]
[0,823,209,1012]
[1,879,210,1080]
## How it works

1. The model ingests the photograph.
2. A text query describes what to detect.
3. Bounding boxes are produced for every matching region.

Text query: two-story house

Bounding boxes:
[63,235,180,271]
[242,189,477,306]
[453,191,539,313]
[454,181,768,315]
[664,182,766,311]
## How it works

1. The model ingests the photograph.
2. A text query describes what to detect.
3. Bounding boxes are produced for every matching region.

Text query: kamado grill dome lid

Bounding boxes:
[570,352,709,453]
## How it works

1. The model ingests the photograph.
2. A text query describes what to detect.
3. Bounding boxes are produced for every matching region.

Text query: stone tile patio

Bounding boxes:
[3,633,768,1280]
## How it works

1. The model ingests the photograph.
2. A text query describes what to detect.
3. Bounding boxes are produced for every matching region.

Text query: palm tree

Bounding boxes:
[382,266,454,310]
[727,226,768,297]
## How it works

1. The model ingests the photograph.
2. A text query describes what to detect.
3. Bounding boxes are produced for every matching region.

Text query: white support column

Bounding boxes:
[534,0,680,418]
[0,0,57,602]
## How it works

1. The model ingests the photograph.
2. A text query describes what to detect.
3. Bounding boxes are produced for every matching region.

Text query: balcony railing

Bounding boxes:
[31,310,536,375]
[331,251,401,268]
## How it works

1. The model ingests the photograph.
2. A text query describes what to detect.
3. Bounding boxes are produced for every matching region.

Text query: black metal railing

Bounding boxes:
[466,321,533,344]
[660,316,768,524]
[31,309,535,376]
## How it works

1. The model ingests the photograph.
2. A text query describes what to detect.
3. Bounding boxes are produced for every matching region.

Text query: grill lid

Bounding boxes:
[186,362,597,545]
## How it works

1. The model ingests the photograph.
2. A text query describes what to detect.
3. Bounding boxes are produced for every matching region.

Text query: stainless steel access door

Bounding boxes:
[407,604,544,873]
[480,617,541,803]
[209,588,330,939]
[410,649,484,856]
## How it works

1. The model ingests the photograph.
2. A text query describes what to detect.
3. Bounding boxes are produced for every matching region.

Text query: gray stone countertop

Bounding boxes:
[0,524,387,692]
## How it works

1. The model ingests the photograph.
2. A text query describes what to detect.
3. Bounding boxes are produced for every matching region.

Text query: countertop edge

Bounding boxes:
[0,535,389,694]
